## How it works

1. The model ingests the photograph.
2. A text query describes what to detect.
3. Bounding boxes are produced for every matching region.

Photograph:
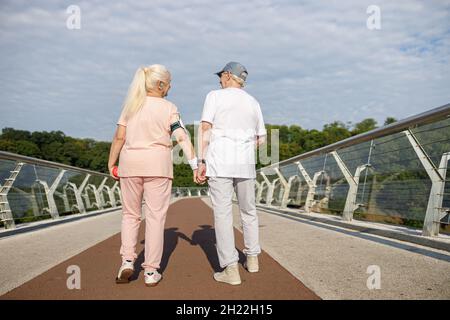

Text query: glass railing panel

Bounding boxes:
[336,141,372,176]
[357,132,430,228]
[6,163,51,224]
[411,118,450,233]
[411,117,450,169]
[320,154,348,215]
[298,154,326,179]
[280,163,305,207]
[0,159,18,183]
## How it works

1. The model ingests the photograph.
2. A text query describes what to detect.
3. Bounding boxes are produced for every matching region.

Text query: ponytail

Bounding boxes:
[121,67,147,121]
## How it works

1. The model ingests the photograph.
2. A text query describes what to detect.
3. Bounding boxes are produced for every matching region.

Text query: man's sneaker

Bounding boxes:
[244,255,259,273]
[144,270,162,287]
[213,263,241,285]
[115,260,134,284]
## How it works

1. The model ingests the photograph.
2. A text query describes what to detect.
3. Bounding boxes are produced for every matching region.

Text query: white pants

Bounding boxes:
[208,177,261,268]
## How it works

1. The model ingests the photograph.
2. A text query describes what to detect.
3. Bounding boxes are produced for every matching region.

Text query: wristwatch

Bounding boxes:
[197,159,206,164]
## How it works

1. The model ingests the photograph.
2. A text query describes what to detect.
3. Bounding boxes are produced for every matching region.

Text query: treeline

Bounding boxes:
[0,117,396,186]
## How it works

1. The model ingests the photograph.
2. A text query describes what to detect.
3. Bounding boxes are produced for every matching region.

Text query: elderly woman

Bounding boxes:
[108,64,201,287]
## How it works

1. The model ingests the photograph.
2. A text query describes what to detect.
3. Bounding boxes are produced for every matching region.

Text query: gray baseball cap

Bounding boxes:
[215,61,248,81]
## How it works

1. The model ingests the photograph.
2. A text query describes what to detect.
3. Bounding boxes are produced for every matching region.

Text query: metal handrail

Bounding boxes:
[0,151,110,177]
[258,102,450,171]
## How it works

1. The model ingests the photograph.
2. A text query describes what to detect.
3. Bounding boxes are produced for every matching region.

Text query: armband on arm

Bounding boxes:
[170,121,183,133]
[170,118,186,133]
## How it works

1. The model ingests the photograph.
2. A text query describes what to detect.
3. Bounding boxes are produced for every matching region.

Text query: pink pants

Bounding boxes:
[119,176,172,272]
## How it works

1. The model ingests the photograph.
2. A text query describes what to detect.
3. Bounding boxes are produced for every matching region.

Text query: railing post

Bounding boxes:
[107,181,118,207]
[274,168,290,208]
[0,162,24,229]
[97,177,108,209]
[404,129,448,236]
[83,189,92,209]
[331,151,370,221]
[71,174,90,213]
[86,184,102,209]
[318,173,332,210]
[113,183,122,204]
[290,175,304,205]
[296,161,322,213]
[55,189,70,212]
[287,175,301,206]
[256,180,265,204]
[260,172,275,206]
[38,169,66,219]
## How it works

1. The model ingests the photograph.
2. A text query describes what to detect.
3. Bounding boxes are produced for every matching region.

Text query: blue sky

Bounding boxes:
[1,0,449,141]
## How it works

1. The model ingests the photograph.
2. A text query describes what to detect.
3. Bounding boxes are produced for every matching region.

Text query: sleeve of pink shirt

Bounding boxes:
[168,103,181,130]
[117,110,128,127]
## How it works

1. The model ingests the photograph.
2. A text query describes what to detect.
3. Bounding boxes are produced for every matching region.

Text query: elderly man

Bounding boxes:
[197,62,267,285]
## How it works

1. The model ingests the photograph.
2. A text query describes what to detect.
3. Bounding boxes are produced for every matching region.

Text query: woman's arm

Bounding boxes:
[108,125,126,180]
[171,123,200,184]
[172,127,200,183]
[172,128,195,161]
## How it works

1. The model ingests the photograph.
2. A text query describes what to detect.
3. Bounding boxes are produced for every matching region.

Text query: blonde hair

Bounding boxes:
[230,74,245,87]
[120,64,171,120]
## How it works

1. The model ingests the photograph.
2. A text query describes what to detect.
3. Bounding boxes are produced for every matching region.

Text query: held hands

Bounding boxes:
[195,163,207,184]
[188,157,207,185]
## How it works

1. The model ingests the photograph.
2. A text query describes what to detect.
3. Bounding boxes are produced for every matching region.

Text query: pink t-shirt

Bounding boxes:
[116,97,179,178]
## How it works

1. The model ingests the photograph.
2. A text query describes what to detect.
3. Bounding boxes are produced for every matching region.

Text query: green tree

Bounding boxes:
[384,117,397,126]
[0,127,32,141]
[352,118,378,135]
[0,139,41,157]
[30,130,65,148]
[323,121,352,145]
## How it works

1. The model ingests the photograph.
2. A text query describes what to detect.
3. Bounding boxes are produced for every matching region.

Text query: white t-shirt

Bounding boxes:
[201,87,267,178]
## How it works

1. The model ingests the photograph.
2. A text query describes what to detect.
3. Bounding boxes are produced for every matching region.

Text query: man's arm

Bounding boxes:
[197,91,216,183]
[255,101,267,147]
[199,121,212,160]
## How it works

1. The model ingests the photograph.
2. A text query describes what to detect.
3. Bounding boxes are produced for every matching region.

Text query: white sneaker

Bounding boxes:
[115,260,134,284]
[144,270,162,287]
[244,255,259,273]
[213,263,241,285]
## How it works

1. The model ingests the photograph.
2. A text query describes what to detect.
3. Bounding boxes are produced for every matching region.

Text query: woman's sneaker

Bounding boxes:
[144,270,162,287]
[115,260,134,284]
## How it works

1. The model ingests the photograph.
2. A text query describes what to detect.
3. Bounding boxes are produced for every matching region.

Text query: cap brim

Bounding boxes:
[215,71,223,77]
